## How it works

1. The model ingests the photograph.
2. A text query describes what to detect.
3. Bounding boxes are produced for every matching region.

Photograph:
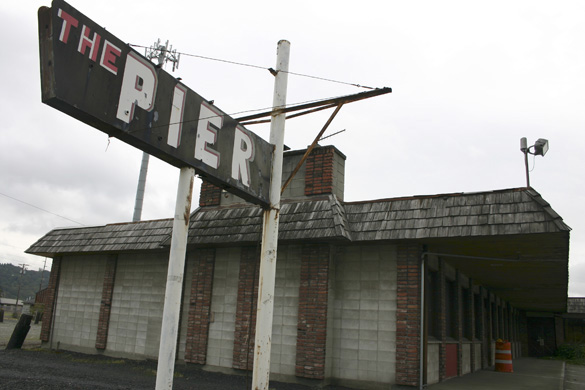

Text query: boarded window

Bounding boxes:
[428,270,441,338]
[445,280,458,339]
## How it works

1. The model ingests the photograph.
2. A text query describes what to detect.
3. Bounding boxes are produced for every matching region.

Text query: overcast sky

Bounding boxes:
[1,1,584,296]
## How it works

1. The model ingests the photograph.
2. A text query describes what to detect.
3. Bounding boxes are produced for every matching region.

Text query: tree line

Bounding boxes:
[0,263,50,302]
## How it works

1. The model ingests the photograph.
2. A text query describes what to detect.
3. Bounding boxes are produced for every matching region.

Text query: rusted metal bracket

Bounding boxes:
[239,87,392,194]
[281,103,344,194]
[236,87,391,126]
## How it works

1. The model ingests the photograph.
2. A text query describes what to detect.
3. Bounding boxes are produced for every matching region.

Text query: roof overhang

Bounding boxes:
[424,231,569,312]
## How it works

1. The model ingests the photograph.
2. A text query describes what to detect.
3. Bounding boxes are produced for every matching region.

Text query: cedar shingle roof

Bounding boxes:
[186,194,352,245]
[26,187,569,256]
[344,187,570,241]
[26,219,173,255]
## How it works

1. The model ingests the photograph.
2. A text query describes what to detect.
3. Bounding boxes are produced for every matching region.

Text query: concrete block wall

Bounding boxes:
[206,247,240,368]
[271,245,301,376]
[461,344,471,374]
[106,253,167,358]
[52,255,106,350]
[473,343,482,371]
[281,151,306,200]
[206,245,301,376]
[427,343,440,385]
[330,244,397,384]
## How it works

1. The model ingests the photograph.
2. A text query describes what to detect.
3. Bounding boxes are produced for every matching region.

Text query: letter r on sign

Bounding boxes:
[232,126,255,187]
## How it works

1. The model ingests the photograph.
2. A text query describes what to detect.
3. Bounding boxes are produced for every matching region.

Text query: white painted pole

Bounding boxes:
[155,166,195,390]
[252,39,290,390]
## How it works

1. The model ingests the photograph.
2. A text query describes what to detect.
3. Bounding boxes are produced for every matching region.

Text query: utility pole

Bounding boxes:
[15,264,27,317]
[39,258,47,292]
[133,39,180,222]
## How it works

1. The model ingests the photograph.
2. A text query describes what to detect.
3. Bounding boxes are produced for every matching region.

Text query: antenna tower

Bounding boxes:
[133,39,181,222]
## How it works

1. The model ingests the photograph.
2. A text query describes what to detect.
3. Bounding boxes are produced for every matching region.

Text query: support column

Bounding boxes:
[295,244,330,379]
[468,281,476,372]
[156,166,195,390]
[455,271,463,377]
[395,244,422,387]
[438,259,447,382]
[252,39,290,390]
[233,246,260,370]
[40,256,62,343]
[477,287,487,369]
[185,249,216,364]
[95,255,117,349]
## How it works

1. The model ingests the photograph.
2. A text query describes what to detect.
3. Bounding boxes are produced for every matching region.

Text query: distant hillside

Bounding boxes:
[0,263,50,301]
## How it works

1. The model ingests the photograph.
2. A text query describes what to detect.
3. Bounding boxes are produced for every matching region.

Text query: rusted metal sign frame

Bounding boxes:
[276,88,392,194]
[236,87,391,125]
[280,103,344,194]
[38,0,272,207]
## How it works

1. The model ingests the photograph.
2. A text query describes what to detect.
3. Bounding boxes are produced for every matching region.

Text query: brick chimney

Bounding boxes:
[199,145,346,207]
[199,180,222,207]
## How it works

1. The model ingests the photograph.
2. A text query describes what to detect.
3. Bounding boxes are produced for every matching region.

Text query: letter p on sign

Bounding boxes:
[116,52,158,123]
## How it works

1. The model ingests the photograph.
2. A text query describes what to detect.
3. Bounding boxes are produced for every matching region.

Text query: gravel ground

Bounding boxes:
[0,316,42,349]
[1,319,353,390]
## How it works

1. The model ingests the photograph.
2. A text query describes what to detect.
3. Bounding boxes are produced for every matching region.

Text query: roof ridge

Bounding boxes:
[343,187,530,205]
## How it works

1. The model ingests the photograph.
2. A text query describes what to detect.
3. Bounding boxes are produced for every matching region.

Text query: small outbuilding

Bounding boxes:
[27,145,571,388]
[0,298,24,316]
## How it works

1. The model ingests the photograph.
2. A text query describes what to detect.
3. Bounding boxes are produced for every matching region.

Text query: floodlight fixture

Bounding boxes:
[533,138,549,156]
[520,137,550,187]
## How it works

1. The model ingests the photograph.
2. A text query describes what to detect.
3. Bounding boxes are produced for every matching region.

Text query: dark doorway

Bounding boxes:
[527,317,556,357]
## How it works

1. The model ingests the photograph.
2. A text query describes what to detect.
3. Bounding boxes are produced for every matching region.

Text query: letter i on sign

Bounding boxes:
[167,84,187,148]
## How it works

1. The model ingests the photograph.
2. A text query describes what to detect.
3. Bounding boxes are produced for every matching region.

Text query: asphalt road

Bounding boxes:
[3,318,584,390]
[0,348,357,390]
[1,318,351,390]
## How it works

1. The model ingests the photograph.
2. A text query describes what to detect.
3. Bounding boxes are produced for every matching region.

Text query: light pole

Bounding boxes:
[520,137,549,187]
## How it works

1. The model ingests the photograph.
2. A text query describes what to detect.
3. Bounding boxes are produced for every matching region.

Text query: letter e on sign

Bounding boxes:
[100,40,122,75]
[116,52,158,123]
[194,102,221,169]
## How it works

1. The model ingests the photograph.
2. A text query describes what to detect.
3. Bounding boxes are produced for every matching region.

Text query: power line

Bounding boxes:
[128,43,376,90]
[0,191,84,226]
